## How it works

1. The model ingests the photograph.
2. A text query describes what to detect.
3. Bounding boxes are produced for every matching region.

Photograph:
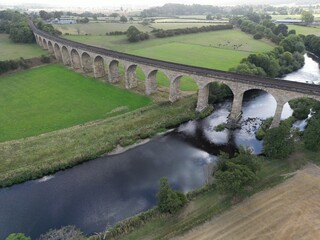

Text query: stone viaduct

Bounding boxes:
[30,21,320,128]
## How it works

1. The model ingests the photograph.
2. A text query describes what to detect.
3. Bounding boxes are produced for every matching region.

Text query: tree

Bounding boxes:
[53,11,63,19]
[39,10,52,20]
[5,233,31,240]
[109,13,119,19]
[206,14,213,20]
[126,25,141,42]
[157,178,187,214]
[9,21,35,43]
[304,116,320,151]
[215,148,261,197]
[120,15,128,23]
[263,121,294,159]
[301,11,314,25]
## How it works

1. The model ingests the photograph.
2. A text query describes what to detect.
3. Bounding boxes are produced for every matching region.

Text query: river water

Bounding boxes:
[0,54,318,239]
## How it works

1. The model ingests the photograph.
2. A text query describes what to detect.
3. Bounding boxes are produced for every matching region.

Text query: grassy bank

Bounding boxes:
[0,64,151,142]
[95,144,318,240]
[0,96,211,188]
[0,34,46,61]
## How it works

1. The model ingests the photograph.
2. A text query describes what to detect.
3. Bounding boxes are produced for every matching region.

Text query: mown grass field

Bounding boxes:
[0,34,46,60]
[0,64,151,142]
[64,29,274,71]
[54,22,152,35]
[271,14,320,21]
[287,25,320,36]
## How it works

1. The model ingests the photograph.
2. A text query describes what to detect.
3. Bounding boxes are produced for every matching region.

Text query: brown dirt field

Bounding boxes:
[175,164,320,240]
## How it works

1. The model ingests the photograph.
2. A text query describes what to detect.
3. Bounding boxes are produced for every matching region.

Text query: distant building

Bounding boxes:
[49,18,77,25]
[273,19,303,25]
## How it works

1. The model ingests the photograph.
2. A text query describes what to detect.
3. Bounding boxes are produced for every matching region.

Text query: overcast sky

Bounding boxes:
[0,0,259,8]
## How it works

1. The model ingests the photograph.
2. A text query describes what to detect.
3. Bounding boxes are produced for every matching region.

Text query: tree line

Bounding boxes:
[231,14,305,78]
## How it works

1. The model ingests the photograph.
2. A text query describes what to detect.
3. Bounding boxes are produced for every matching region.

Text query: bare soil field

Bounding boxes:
[175,164,320,240]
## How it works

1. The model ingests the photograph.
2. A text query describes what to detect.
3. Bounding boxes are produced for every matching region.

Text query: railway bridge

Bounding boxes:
[30,21,320,128]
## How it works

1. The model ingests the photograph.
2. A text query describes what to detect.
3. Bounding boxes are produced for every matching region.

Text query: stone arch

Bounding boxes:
[47,41,54,54]
[38,36,43,47]
[54,43,62,61]
[71,49,81,70]
[93,56,106,78]
[169,74,198,102]
[61,46,71,66]
[240,88,277,120]
[126,64,138,89]
[81,52,93,73]
[42,38,48,49]
[146,69,158,95]
[109,60,120,83]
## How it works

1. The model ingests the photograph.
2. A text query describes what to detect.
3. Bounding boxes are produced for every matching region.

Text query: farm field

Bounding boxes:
[287,25,320,36]
[0,64,151,142]
[177,164,320,240]
[53,22,152,35]
[64,29,274,69]
[0,34,46,60]
[271,14,320,21]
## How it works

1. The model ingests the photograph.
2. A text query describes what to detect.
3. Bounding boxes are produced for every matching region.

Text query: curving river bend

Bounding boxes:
[0,54,319,239]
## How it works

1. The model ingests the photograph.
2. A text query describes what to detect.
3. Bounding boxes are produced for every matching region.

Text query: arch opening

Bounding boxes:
[171,75,198,102]
[81,52,93,73]
[71,49,81,70]
[61,46,71,66]
[126,64,138,89]
[42,38,48,49]
[47,41,54,54]
[109,60,121,83]
[93,56,106,79]
[54,43,62,61]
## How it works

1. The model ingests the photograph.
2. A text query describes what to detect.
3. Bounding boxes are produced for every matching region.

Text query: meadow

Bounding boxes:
[64,29,274,69]
[0,34,46,60]
[287,25,320,36]
[0,64,151,142]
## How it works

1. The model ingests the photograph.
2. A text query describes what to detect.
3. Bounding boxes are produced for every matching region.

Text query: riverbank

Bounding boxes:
[0,95,212,188]
[94,144,320,240]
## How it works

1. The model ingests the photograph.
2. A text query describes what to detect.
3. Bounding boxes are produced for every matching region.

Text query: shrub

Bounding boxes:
[157,177,187,214]
[38,226,86,240]
[253,33,263,39]
[5,233,31,240]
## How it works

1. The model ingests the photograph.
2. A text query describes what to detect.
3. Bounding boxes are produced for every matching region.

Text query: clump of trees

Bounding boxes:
[126,26,149,42]
[0,58,28,74]
[214,148,262,198]
[301,11,314,25]
[0,10,35,43]
[77,17,89,24]
[304,34,320,58]
[263,119,294,159]
[157,177,187,214]
[152,24,233,38]
[35,20,61,36]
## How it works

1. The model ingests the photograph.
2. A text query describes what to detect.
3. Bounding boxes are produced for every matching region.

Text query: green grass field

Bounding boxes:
[64,29,274,70]
[0,34,46,60]
[271,14,320,21]
[54,22,152,35]
[0,64,151,142]
[287,25,320,36]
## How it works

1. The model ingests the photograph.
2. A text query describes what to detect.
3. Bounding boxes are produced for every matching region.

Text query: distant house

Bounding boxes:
[49,18,77,25]
[273,19,303,25]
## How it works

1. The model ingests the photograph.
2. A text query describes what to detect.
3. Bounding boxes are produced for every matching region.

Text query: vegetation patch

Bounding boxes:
[0,64,151,142]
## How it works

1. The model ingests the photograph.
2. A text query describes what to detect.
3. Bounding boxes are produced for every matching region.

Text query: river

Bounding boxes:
[0,54,318,239]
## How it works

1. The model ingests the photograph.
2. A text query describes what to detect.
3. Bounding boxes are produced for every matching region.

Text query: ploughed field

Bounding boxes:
[63,29,275,71]
[0,34,46,60]
[0,64,151,142]
[177,164,320,240]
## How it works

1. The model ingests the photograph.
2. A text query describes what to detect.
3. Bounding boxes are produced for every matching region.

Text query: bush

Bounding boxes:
[253,33,263,39]
[40,55,51,63]
[157,177,187,214]
[5,233,31,240]
[263,120,294,159]
[304,116,320,151]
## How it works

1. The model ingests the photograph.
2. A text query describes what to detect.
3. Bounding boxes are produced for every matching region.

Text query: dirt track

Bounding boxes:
[175,164,320,240]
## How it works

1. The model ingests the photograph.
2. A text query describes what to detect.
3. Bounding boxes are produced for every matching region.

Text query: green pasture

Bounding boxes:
[130,42,249,71]
[271,14,320,21]
[287,25,320,36]
[0,64,151,142]
[54,22,152,35]
[151,22,224,30]
[0,34,46,61]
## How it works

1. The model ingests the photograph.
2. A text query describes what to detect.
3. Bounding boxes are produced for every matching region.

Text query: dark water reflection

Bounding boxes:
[0,55,318,239]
